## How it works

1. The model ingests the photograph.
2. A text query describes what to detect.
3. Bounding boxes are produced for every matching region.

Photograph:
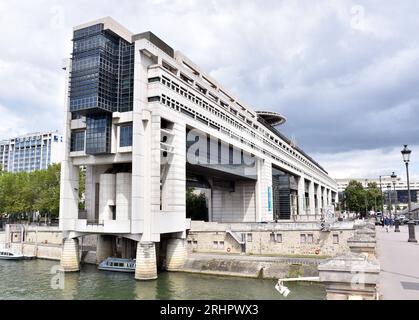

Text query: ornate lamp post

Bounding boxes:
[391,172,400,232]
[387,184,392,219]
[401,145,417,243]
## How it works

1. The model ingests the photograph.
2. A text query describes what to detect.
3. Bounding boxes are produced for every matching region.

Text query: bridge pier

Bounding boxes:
[135,242,158,280]
[166,238,187,271]
[60,238,80,272]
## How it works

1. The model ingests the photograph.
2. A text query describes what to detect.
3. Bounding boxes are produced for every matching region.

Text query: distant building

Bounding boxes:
[336,177,419,206]
[0,131,64,173]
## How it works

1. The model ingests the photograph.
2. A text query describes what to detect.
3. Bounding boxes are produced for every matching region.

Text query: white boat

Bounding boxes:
[0,249,24,260]
[98,257,136,273]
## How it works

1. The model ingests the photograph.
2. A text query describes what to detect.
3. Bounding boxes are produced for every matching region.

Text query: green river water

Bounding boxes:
[0,259,325,300]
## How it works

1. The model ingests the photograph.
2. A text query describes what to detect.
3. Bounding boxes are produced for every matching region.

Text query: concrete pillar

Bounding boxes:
[85,165,94,221]
[162,121,186,213]
[316,184,322,215]
[60,238,80,272]
[322,187,327,213]
[328,189,332,206]
[116,173,132,221]
[166,238,187,271]
[59,58,79,232]
[135,242,158,280]
[297,176,305,216]
[96,235,114,264]
[309,180,315,216]
[99,173,116,221]
[255,159,273,222]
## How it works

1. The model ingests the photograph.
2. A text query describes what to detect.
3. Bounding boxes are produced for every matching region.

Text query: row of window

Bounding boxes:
[187,233,340,248]
[70,123,133,152]
[152,72,333,188]
[154,93,331,189]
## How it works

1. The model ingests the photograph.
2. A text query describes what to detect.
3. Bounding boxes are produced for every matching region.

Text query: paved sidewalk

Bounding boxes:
[377,224,419,300]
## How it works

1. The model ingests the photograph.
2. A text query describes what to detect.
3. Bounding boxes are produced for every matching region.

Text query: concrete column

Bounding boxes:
[99,173,116,221]
[116,173,132,221]
[59,58,79,232]
[85,165,94,221]
[316,184,322,215]
[166,238,187,271]
[297,176,305,216]
[255,159,273,222]
[135,242,158,280]
[309,180,316,216]
[162,121,186,214]
[96,235,114,264]
[328,189,332,206]
[322,187,327,212]
[60,238,80,272]
[131,46,155,234]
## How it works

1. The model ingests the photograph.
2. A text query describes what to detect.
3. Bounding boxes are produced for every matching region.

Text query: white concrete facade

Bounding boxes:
[59,17,338,277]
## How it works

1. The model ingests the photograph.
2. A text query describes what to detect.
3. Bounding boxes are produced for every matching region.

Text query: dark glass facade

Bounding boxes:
[69,23,135,155]
[120,125,133,147]
[85,114,112,154]
[70,131,85,152]
[70,24,134,114]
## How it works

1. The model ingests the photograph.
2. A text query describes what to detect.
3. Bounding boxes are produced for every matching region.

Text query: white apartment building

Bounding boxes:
[0,131,64,173]
[59,17,338,280]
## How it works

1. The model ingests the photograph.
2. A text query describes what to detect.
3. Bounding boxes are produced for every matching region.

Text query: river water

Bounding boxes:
[0,259,325,300]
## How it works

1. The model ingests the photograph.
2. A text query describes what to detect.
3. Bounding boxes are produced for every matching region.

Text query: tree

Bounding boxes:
[366,182,382,212]
[33,163,61,218]
[186,187,208,221]
[344,180,367,213]
[0,164,62,222]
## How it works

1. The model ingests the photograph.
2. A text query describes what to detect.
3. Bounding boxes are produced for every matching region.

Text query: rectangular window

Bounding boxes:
[307,234,314,243]
[276,234,282,243]
[218,241,224,249]
[333,234,339,244]
[120,125,133,147]
[193,241,198,249]
[70,131,85,152]
[213,241,218,249]
[270,233,276,242]
[300,234,306,243]
[247,233,253,242]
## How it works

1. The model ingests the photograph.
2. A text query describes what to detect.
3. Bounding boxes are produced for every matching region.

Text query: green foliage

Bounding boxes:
[343,180,383,213]
[0,164,62,220]
[186,187,208,221]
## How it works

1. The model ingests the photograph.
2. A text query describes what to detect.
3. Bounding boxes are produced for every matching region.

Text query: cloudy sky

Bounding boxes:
[0,0,418,180]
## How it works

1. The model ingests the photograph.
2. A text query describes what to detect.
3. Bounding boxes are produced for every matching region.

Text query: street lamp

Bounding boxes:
[391,172,400,232]
[387,184,392,219]
[391,172,397,216]
[401,145,417,243]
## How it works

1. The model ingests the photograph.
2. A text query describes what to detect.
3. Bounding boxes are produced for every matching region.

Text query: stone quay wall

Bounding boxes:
[186,221,354,257]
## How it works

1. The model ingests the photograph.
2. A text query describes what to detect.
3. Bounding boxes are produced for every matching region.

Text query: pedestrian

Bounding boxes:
[381,216,384,228]
[384,216,390,232]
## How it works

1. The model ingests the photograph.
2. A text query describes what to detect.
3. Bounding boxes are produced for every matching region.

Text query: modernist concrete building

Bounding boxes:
[59,17,338,279]
[0,131,64,173]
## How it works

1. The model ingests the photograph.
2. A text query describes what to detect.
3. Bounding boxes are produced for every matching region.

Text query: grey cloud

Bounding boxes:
[0,0,418,177]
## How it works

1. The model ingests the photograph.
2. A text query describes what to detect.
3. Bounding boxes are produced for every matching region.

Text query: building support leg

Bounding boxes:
[135,242,158,280]
[166,238,187,271]
[60,238,80,272]
[96,235,114,264]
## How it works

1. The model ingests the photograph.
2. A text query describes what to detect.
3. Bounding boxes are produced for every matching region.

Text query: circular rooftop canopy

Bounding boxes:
[256,111,287,126]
